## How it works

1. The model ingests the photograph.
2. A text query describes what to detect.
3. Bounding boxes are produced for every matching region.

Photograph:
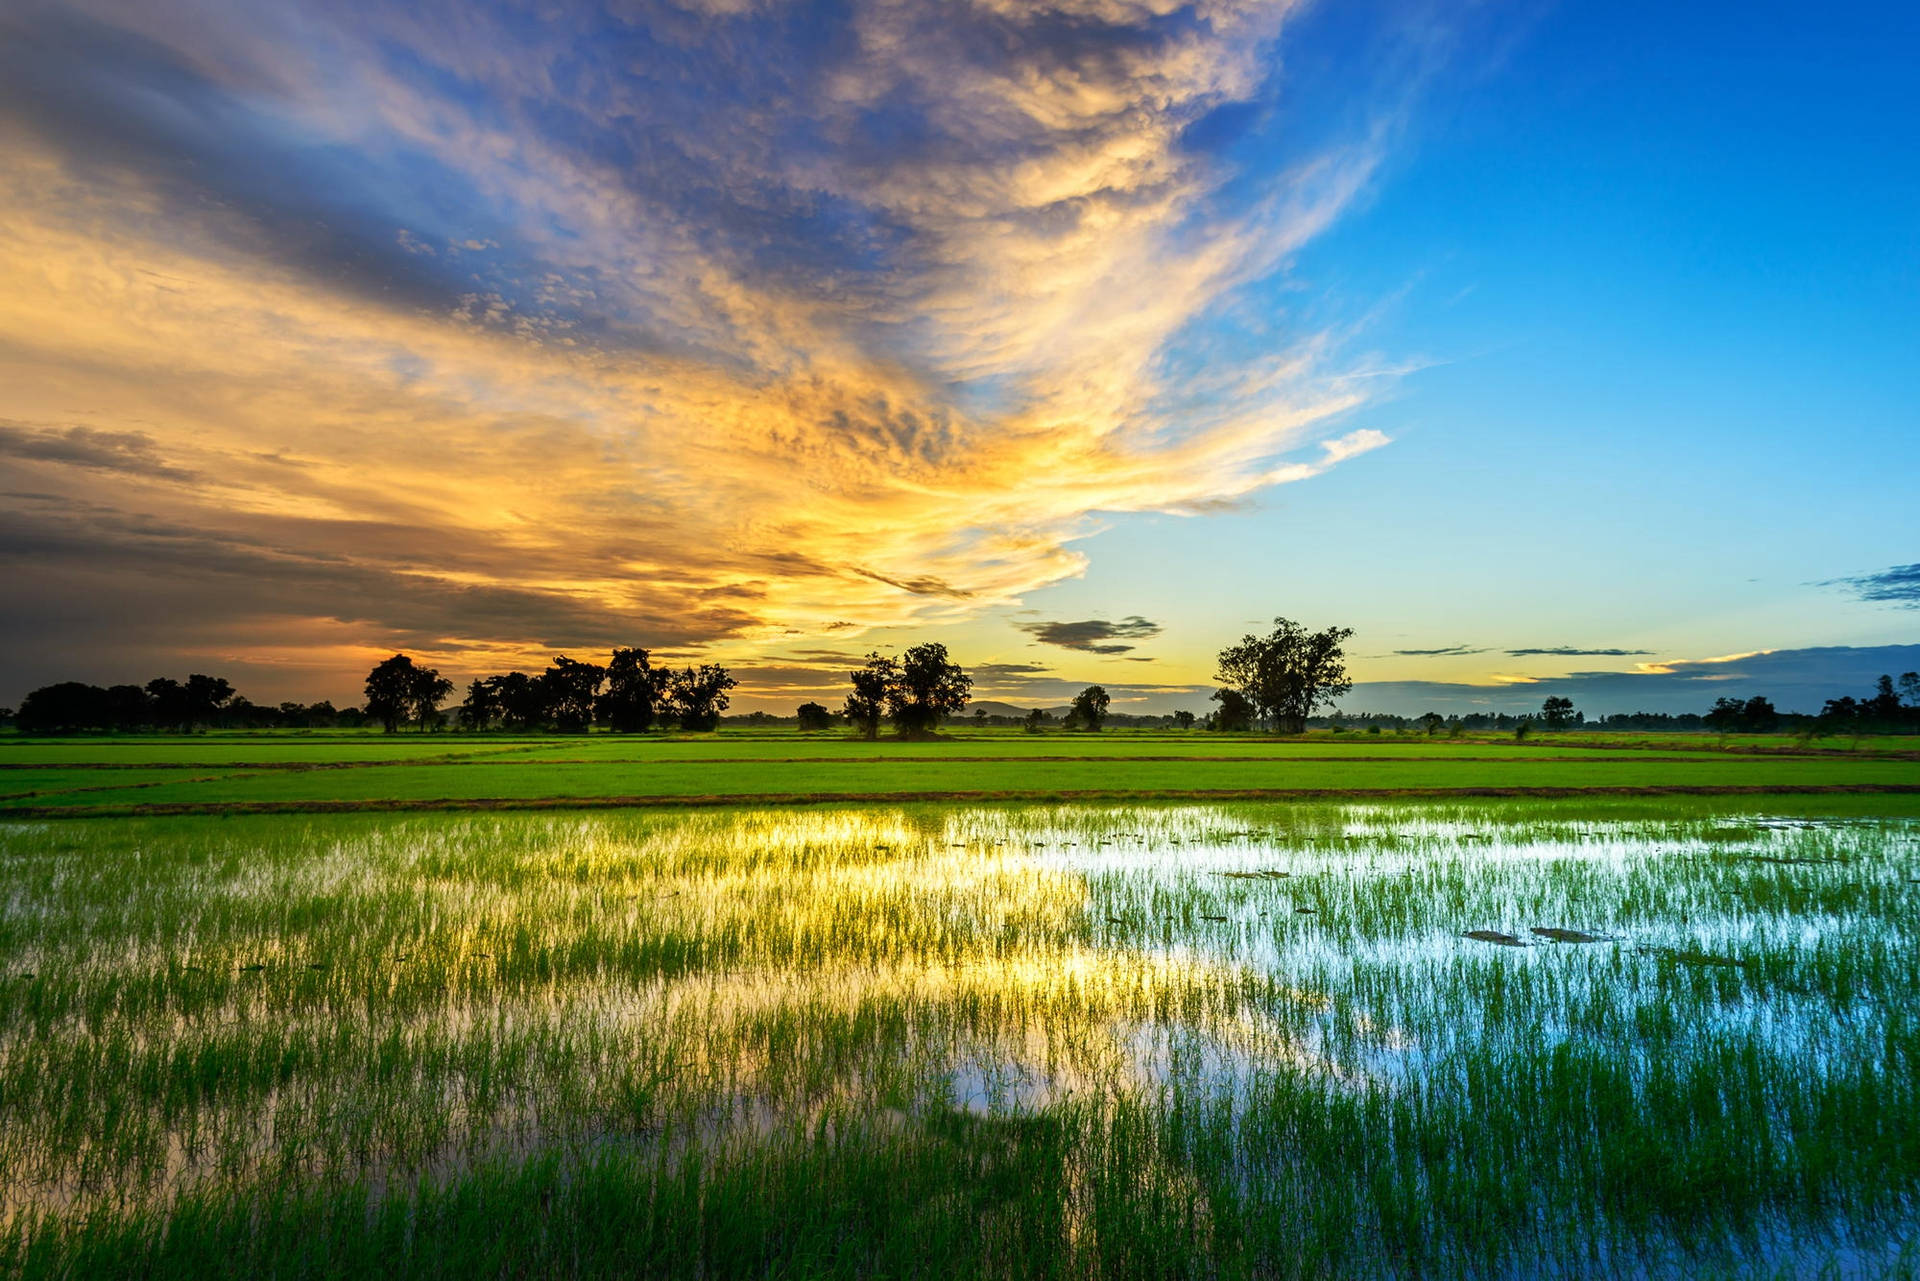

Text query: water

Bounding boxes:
[1,803,1916,1275]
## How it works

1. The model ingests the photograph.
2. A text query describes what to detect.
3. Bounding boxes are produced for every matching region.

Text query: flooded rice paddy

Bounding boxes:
[1,802,1916,1277]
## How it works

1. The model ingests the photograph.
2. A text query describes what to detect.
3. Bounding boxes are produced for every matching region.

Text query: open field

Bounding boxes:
[3,730,1918,815]
[2,798,1917,1277]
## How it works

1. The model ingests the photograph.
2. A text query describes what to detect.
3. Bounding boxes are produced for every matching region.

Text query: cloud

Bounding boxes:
[1341,646,1920,717]
[973,661,1054,678]
[1018,615,1163,654]
[0,420,201,482]
[0,0,1413,699]
[1832,563,1920,607]
[1391,644,1655,658]
[1504,646,1655,657]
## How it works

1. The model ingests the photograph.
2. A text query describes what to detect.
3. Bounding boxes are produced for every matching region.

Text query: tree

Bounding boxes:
[1210,688,1254,732]
[539,656,604,732]
[1215,618,1353,733]
[1417,711,1445,736]
[16,682,111,733]
[796,702,833,732]
[144,678,190,730]
[1172,709,1196,730]
[183,674,235,726]
[887,643,971,736]
[1901,672,1920,708]
[364,655,420,733]
[406,664,454,732]
[484,672,545,730]
[457,679,498,731]
[1067,686,1110,732]
[1818,696,1861,733]
[364,654,449,732]
[1022,708,1047,734]
[597,648,671,733]
[1866,674,1903,720]
[1706,695,1777,734]
[1540,696,1576,730]
[664,664,737,731]
[843,654,897,740]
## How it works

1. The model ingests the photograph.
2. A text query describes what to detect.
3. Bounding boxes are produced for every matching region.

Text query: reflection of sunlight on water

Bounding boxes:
[2,803,1916,1270]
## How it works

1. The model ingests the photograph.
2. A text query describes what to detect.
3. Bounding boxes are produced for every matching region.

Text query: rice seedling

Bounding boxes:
[0,800,1914,1277]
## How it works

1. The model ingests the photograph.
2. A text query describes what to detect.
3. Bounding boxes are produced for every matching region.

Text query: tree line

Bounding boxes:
[6,626,1916,737]
[364,651,740,733]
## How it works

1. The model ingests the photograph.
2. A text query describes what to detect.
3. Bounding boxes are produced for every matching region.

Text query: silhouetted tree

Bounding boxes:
[1417,711,1445,736]
[364,656,418,733]
[458,679,499,731]
[1818,695,1861,733]
[596,648,671,733]
[796,702,833,732]
[144,678,189,730]
[183,674,235,726]
[1022,708,1047,734]
[843,654,898,741]
[665,665,737,731]
[1067,686,1110,732]
[1866,675,1903,720]
[1210,688,1254,732]
[16,682,112,733]
[1540,696,1577,730]
[539,656,604,733]
[1215,618,1353,733]
[407,664,453,732]
[886,643,971,736]
[1172,710,1196,730]
[484,672,545,730]
[1705,695,1778,734]
[1902,672,1920,708]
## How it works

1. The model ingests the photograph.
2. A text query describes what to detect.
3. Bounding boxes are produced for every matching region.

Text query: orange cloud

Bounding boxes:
[0,0,1396,695]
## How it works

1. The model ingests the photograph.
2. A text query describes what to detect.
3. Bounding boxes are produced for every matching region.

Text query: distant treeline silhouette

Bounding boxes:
[5,627,1917,736]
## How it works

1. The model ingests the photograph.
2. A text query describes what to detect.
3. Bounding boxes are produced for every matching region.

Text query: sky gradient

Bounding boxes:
[1,0,1915,716]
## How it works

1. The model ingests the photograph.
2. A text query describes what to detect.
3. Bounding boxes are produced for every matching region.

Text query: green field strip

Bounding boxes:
[6,755,1917,812]
[9,783,1920,818]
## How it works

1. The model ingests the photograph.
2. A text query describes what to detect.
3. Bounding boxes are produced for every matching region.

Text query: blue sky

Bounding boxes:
[0,0,1913,714]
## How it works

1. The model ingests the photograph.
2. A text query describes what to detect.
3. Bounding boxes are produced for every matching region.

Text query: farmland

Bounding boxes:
[2,731,1918,1276]
[3,728,1917,815]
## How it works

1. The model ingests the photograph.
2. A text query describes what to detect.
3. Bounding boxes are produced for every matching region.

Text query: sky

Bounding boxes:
[0,0,1915,717]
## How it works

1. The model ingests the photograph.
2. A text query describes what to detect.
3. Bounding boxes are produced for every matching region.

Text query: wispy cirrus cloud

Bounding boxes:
[1504,646,1655,657]
[1831,564,1920,607]
[1019,616,1163,654]
[0,0,1414,697]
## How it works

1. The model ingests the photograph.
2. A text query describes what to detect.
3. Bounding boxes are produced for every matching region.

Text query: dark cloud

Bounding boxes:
[1018,616,1162,654]
[0,11,507,318]
[852,568,973,599]
[1392,644,1488,657]
[1341,646,1920,717]
[1832,564,1920,606]
[0,421,200,482]
[973,661,1053,678]
[1504,647,1655,657]
[0,500,761,700]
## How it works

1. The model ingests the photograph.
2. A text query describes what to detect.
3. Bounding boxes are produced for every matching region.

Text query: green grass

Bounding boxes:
[1,729,1915,814]
[1,799,1917,1276]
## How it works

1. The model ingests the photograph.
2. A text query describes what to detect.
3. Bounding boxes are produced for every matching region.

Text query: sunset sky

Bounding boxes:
[2,0,1915,716]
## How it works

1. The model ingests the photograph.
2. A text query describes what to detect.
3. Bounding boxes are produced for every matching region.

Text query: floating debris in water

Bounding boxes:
[1465,930,1526,947]
[1530,927,1607,944]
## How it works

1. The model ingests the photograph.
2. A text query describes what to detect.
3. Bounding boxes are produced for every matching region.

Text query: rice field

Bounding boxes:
[3,798,1917,1277]
[3,730,1916,814]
